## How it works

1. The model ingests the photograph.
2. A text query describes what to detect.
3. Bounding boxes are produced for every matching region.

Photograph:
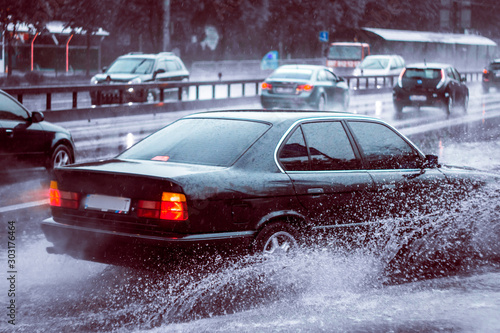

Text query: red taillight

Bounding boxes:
[296,84,313,92]
[436,68,446,89]
[137,192,188,221]
[49,181,80,209]
[261,82,272,90]
[483,69,489,74]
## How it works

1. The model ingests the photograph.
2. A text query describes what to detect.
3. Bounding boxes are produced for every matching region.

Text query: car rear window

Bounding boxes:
[360,57,390,70]
[269,69,313,80]
[118,118,270,166]
[107,58,155,74]
[403,68,441,79]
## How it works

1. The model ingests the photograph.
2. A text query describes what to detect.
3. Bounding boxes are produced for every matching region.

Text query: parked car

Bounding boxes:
[482,59,500,93]
[352,54,405,76]
[41,110,497,265]
[393,63,469,115]
[260,65,349,111]
[0,89,75,171]
[90,52,189,105]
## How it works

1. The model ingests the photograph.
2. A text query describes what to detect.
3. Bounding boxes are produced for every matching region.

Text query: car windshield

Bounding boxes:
[359,57,390,70]
[269,69,313,80]
[118,118,271,166]
[328,45,362,60]
[403,68,441,79]
[107,58,155,74]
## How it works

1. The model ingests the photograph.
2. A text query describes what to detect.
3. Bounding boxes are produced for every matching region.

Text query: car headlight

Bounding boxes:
[128,77,142,84]
[90,77,98,84]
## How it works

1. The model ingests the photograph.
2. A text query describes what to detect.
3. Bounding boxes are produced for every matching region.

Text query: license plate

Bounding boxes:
[275,87,294,94]
[409,95,427,102]
[85,194,131,214]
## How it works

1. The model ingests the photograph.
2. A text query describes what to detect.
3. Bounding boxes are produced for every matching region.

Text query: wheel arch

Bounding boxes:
[254,210,310,235]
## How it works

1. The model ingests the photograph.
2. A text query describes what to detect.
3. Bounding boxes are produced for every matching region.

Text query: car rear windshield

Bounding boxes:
[403,68,441,79]
[359,57,390,70]
[269,69,313,80]
[107,58,155,74]
[118,118,271,166]
[490,63,500,70]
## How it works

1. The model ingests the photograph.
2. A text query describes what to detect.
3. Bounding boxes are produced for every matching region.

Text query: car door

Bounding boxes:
[278,120,376,229]
[346,120,447,218]
[0,93,48,166]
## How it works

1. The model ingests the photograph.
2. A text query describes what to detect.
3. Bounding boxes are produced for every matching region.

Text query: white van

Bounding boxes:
[352,55,405,76]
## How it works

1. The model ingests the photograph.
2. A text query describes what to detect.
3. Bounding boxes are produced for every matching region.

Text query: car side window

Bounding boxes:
[301,121,360,171]
[316,70,327,82]
[324,70,336,81]
[278,126,310,171]
[0,94,29,121]
[347,121,421,170]
[445,67,456,80]
[156,59,168,72]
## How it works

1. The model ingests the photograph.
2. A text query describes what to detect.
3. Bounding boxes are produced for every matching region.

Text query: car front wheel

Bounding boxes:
[253,222,298,255]
[444,94,453,115]
[47,144,74,170]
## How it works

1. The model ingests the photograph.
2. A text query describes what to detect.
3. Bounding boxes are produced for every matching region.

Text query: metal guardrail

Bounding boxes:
[2,71,483,117]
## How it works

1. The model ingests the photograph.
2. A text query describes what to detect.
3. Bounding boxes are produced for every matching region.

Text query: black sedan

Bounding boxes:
[41,110,496,265]
[260,65,349,111]
[482,59,500,93]
[0,89,75,171]
[393,63,469,115]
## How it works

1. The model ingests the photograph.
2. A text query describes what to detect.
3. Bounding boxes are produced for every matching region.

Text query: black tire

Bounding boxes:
[394,102,404,114]
[462,93,469,113]
[252,222,298,255]
[47,144,74,170]
[317,95,326,111]
[444,94,453,115]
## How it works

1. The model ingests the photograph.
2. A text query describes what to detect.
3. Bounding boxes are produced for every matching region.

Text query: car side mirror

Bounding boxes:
[153,69,166,80]
[423,154,440,168]
[102,66,108,73]
[461,76,467,82]
[30,111,45,123]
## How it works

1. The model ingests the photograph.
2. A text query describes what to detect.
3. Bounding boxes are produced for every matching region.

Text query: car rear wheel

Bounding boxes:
[445,95,453,115]
[47,144,73,170]
[394,102,404,114]
[253,222,298,255]
[317,95,326,111]
[462,93,469,113]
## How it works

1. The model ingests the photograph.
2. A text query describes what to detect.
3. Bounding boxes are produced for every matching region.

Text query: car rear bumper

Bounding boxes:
[393,90,446,108]
[41,217,255,264]
[261,94,315,110]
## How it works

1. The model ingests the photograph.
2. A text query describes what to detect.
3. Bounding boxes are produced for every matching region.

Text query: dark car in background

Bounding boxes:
[0,90,75,171]
[482,59,500,93]
[90,52,189,105]
[393,63,468,115]
[41,110,496,265]
[260,65,349,111]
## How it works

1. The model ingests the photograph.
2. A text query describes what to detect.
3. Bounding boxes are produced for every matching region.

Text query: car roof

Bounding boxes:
[406,62,451,69]
[118,52,179,60]
[275,64,328,71]
[184,110,378,124]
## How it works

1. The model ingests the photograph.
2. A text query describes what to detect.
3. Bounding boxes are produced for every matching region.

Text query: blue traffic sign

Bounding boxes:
[319,31,329,42]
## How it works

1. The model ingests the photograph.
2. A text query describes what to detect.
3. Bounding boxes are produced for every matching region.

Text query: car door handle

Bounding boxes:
[307,188,324,194]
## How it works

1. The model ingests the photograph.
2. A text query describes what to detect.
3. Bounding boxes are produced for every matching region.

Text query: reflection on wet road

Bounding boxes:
[1,89,500,332]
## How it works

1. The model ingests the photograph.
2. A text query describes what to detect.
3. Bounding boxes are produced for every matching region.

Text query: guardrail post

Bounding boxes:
[196,85,199,100]
[212,84,216,99]
[178,87,182,101]
[227,84,231,98]
[46,93,52,110]
[242,83,245,96]
[119,90,124,104]
[72,92,77,108]
[17,94,23,104]
[160,88,164,102]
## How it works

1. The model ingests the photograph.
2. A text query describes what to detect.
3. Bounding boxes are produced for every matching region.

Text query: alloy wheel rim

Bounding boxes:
[263,231,296,255]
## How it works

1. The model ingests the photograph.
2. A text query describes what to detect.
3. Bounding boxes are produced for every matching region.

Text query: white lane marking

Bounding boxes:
[0,199,49,213]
